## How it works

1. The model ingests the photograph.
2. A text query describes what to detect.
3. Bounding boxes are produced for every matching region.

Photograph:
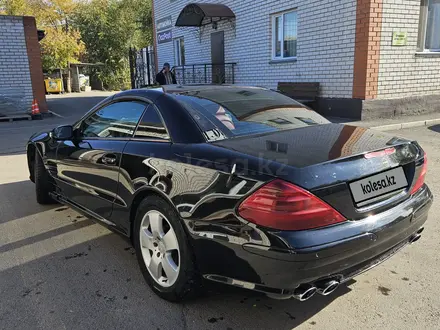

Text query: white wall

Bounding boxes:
[154,0,357,98]
[378,0,440,99]
[0,16,33,115]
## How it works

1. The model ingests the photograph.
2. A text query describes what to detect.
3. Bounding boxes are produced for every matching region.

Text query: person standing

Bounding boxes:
[155,63,177,85]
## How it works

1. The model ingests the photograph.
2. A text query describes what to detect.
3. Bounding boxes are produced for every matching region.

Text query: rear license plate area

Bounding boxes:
[349,167,408,204]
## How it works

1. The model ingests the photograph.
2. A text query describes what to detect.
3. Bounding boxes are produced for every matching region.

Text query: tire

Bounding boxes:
[34,152,54,204]
[133,196,200,302]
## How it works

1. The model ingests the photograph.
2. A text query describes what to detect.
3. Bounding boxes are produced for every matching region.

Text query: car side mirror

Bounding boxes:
[53,125,73,140]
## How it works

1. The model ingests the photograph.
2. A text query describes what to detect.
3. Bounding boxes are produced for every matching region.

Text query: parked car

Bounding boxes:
[26,85,432,302]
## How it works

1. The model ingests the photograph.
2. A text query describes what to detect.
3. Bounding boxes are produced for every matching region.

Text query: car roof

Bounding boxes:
[160,84,268,94]
[113,85,271,101]
[114,85,281,101]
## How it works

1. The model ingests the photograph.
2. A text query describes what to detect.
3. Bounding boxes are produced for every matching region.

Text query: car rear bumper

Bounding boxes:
[192,185,433,295]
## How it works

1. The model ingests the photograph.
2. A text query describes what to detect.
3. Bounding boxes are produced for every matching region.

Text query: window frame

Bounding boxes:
[418,0,440,52]
[271,9,298,61]
[178,99,233,142]
[74,99,149,140]
[173,37,185,66]
[132,104,172,142]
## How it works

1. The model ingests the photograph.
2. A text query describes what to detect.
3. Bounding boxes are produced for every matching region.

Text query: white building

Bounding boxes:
[152,0,440,120]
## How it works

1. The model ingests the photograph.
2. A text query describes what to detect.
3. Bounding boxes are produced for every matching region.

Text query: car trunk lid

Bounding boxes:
[213,124,422,220]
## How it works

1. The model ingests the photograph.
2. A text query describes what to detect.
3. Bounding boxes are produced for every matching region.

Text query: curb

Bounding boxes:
[48,111,63,118]
[370,118,440,131]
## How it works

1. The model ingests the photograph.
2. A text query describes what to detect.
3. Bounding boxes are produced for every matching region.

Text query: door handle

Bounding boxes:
[102,154,117,165]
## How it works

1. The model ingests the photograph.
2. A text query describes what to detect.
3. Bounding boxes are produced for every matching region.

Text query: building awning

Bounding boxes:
[175,3,235,27]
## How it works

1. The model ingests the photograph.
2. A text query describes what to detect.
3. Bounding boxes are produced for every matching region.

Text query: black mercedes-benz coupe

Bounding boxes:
[27,85,432,302]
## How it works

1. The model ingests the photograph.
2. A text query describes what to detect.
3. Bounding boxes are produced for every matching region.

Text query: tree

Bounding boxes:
[1,0,154,88]
[74,0,153,90]
[1,0,29,15]
[40,28,84,71]
[2,0,84,71]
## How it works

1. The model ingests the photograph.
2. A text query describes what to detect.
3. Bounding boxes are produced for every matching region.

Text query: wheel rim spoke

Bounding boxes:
[140,228,154,251]
[149,212,164,238]
[148,256,162,280]
[162,253,179,284]
[162,230,178,252]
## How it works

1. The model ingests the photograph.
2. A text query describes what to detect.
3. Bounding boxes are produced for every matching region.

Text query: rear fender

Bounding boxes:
[128,186,182,240]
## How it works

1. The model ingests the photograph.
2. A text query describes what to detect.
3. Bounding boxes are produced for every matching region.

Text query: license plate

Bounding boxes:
[349,167,408,203]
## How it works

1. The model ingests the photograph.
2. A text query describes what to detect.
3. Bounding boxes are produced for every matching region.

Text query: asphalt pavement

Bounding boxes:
[0,94,439,330]
[0,91,115,156]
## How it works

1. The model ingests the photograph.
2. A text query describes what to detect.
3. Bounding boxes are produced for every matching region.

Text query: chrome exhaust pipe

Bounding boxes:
[410,234,421,244]
[417,227,424,235]
[316,280,340,296]
[292,284,317,301]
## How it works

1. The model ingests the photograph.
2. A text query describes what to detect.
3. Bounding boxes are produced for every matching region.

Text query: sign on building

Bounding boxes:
[157,30,173,44]
[156,16,173,44]
[156,16,173,31]
[392,32,408,46]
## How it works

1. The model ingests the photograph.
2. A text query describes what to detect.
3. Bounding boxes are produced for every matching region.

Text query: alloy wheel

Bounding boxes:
[139,210,180,287]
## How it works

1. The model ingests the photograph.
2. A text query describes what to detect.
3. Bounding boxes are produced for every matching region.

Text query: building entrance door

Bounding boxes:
[211,31,225,84]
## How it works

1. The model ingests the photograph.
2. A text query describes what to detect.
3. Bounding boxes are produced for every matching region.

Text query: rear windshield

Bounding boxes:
[172,87,330,141]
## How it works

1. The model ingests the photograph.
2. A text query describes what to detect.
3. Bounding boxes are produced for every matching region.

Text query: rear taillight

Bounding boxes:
[364,147,396,159]
[237,179,346,231]
[410,153,428,194]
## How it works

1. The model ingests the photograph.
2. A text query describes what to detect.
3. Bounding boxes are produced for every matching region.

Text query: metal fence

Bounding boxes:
[172,63,236,85]
[129,46,157,89]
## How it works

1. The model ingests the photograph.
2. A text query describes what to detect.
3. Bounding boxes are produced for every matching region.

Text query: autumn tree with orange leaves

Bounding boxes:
[2,0,85,71]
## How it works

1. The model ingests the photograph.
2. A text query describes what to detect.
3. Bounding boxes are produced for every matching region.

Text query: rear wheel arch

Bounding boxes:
[129,188,179,241]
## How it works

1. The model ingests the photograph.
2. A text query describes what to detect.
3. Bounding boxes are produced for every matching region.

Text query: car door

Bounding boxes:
[111,104,173,233]
[55,100,147,220]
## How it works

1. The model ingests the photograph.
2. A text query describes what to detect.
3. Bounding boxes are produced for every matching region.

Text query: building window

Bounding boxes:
[272,10,297,60]
[419,0,440,51]
[174,37,185,66]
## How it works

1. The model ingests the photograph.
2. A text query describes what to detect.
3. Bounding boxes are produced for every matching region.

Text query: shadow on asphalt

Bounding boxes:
[0,180,58,224]
[0,220,95,255]
[190,279,353,329]
[0,219,353,330]
[0,162,352,328]
[428,124,440,133]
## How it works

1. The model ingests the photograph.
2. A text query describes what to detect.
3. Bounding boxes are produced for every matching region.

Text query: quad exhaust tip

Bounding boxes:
[289,226,424,301]
[316,280,340,296]
[410,234,421,244]
[410,227,424,244]
[292,284,317,301]
[287,227,425,301]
